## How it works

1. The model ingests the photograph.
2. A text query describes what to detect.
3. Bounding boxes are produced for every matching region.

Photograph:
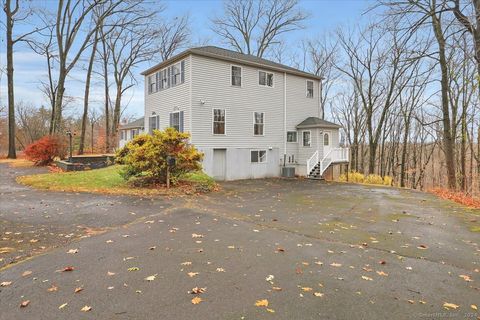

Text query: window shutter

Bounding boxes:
[167,67,171,87]
[181,61,185,83]
[156,72,160,91]
[147,76,152,94]
[179,111,184,132]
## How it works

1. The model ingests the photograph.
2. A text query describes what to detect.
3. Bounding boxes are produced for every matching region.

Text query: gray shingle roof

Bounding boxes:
[141,46,321,80]
[296,117,342,129]
[120,117,144,129]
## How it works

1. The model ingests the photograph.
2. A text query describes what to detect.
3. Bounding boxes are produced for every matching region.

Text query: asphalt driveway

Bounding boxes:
[0,163,478,319]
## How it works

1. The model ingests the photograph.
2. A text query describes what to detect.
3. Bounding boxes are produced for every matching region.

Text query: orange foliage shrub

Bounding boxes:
[429,188,480,209]
[24,135,66,166]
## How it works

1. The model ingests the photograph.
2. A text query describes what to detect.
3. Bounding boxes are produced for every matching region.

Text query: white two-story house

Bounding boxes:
[136,46,348,180]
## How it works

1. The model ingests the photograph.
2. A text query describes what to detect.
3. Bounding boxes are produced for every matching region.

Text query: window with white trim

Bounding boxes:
[324,132,330,146]
[231,66,242,86]
[306,80,314,98]
[251,150,267,163]
[303,131,311,147]
[259,71,273,87]
[213,109,225,134]
[120,130,126,140]
[254,112,264,135]
[287,131,297,142]
[169,111,184,132]
[148,74,156,94]
[149,115,159,134]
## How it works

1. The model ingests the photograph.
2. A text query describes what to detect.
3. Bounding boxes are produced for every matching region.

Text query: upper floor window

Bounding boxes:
[287,131,297,142]
[324,132,330,146]
[148,60,185,94]
[148,75,156,94]
[303,131,311,147]
[170,111,184,132]
[149,115,159,134]
[259,71,273,87]
[231,66,242,86]
[306,80,314,98]
[213,109,225,134]
[254,112,264,135]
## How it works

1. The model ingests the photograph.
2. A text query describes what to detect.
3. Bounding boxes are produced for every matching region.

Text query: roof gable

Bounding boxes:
[296,117,342,129]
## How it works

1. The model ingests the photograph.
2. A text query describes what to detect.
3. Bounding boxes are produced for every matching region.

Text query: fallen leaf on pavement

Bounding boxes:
[313,292,324,297]
[62,266,74,272]
[272,287,282,291]
[216,268,225,272]
[81,305,92,312]
[192,233,204,238]
[0,281,12,287]
[181,261,192,266]
[127,267,139,272]
[67,249,78,254]
[107,271,116,276]
[459,275,472,282]
[20,300,30,308]
[408,300,415,304]
[191,297,203,304]
[266,308,275,313]
[330,263,342,267]
[361,276,373,281]
[187,272,199,277]
[190,287,206,294]
[144,274,157,281]
[58,303,68,309]
[22,271,32,277]
[379,260,386,265]
[376,271,388,276]
[301,287,313,292]
[47,285,58,292]
[443,302,459,310]
[471,305,477,310]
[255,299,269,307]
[74,287,83,293]
[265,275,274,282]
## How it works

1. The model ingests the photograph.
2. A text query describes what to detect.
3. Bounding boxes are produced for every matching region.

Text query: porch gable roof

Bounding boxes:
[296,117,342,129]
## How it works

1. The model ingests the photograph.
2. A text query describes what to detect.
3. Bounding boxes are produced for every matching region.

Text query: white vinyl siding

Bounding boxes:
[144,58,191,134]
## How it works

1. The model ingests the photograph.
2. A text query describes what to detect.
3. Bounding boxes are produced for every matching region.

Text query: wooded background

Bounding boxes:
[1,0,479,195]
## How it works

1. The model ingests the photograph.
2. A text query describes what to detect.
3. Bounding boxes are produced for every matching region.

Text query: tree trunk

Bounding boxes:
[5,0,16,159]
[111,85,122,149]
[52,67,66,134]
[78,31,98,155]
[431,9,456,190]
[101,38,111,153]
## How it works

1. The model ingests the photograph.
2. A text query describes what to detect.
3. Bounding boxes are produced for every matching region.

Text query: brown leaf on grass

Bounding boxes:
[443,302,459,310]
[81,305,92,312]
[255,299,269,307]
[20,300,30,308]
[47,285,58,292]
[22,270,32,277]
[191,297,203,304]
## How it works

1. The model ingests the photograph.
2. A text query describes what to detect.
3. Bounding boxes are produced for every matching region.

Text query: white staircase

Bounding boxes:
[307,148,349,179]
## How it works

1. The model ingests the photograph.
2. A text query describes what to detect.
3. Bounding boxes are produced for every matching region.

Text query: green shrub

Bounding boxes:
[115,128,203,185]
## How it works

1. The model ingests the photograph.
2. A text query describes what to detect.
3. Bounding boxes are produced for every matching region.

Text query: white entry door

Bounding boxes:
[213,149,227,180]
[323,131,332,157]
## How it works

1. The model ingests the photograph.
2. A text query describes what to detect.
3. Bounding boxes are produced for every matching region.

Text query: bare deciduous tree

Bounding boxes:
[211,0,307,58]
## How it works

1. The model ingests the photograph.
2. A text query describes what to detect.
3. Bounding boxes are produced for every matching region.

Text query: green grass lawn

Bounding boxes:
[17,165,216,195]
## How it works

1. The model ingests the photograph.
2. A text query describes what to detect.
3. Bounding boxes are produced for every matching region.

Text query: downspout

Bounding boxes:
[319,79,323,119]
[283,72,287,163]
[189,54,193,136]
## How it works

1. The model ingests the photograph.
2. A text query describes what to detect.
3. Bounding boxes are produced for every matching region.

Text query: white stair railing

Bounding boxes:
[306,150,318,176]
[319,148,350,176]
